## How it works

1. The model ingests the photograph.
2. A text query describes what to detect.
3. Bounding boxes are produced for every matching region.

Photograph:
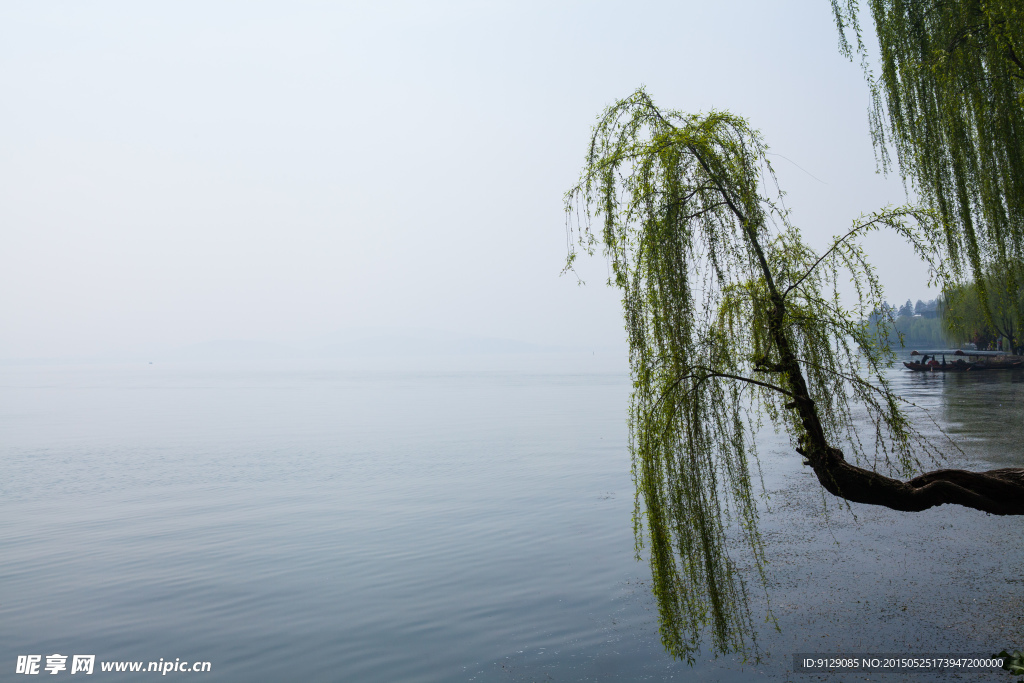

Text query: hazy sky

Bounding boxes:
[0,1,932,359]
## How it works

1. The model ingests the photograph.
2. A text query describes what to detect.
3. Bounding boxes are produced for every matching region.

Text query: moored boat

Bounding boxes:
[903,349,1023,372]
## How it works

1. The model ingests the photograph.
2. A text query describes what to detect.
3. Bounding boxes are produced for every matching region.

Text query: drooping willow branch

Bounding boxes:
[565,88,1024,663]
[832,0,1024,333]
[692,133,1024,515]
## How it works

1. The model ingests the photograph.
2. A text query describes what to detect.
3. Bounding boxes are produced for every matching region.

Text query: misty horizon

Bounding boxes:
[2,2,939,361]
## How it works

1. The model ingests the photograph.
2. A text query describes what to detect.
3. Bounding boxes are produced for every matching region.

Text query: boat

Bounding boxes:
[903,349,1023,372]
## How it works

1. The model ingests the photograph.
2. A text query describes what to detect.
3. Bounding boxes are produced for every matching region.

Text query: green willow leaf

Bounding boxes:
[565,88,948,662]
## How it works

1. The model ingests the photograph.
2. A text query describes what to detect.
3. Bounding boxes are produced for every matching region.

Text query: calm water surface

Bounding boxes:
[1,355,1021,681]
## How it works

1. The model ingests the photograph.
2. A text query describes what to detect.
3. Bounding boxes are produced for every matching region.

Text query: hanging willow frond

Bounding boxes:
[831,0,1024,310]
[564,88,1023,663]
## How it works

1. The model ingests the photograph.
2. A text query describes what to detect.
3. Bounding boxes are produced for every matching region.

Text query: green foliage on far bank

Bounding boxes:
[893,313,948,348]
[944,272,1024,353]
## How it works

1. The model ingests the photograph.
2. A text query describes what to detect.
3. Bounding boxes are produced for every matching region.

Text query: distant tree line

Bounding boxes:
[868,298,948,349]
[868,274,1024,354]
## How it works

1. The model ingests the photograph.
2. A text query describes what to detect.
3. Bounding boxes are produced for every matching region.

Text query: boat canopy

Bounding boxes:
[909,349,1007,357]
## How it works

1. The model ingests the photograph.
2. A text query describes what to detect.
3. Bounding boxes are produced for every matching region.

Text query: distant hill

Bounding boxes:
[316,331,561,357]
[160,339,304,361]
[152,331,570,362]
[0,330,610,365]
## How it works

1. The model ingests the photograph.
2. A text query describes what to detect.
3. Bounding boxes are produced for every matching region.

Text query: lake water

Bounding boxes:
[1,354,1021,681]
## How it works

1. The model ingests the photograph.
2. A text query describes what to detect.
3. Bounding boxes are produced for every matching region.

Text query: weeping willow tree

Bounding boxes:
[564,89,1024,662]
[831,0,1024,311]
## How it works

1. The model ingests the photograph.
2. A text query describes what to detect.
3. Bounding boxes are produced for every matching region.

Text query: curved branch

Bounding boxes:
[687,370,795,398]
[808,450,1024,515]
[652,367,795,410]
[710,160,1024,517]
